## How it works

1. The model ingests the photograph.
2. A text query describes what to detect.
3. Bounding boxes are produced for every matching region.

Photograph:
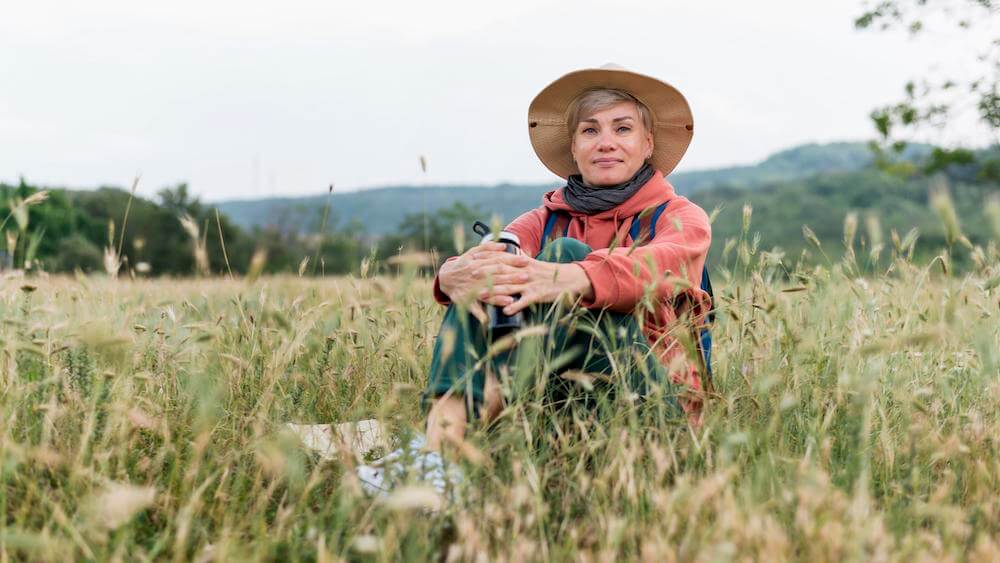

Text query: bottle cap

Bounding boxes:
[497,231,520,247]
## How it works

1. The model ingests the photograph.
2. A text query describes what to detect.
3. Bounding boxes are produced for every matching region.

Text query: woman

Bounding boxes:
[358,64,712,496]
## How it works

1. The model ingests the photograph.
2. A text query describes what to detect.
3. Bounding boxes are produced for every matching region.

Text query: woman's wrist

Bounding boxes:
[562,263,595,301]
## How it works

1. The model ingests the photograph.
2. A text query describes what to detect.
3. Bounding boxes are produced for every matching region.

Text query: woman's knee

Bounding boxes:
[535,237,592,263]
[482,373,503,422]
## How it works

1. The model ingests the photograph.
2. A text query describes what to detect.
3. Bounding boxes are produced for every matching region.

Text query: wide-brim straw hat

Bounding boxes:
[528,63,694,179]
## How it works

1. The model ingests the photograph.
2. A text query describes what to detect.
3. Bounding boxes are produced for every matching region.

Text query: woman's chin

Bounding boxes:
[583,173,630,187]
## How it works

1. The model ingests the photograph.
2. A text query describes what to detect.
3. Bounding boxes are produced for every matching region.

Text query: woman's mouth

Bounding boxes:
[593,158,622,167]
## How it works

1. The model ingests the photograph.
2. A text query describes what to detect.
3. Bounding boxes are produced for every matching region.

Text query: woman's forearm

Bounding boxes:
[563,263,595,301]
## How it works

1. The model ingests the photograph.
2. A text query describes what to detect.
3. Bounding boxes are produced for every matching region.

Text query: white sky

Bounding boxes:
[0,1,993,201]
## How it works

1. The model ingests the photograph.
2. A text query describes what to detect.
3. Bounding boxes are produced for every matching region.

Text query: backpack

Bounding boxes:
[538,201,716,389]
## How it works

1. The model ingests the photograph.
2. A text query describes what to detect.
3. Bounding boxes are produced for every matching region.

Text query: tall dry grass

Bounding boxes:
[0,184,997,561]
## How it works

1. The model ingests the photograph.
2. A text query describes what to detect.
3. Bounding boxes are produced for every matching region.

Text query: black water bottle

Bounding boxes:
[472,222,524,334]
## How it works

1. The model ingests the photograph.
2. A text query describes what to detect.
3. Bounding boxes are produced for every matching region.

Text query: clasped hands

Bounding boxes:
[438,241,594,324]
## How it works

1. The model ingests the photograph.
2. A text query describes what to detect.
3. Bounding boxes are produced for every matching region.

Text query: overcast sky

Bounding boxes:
[1,1,993,201]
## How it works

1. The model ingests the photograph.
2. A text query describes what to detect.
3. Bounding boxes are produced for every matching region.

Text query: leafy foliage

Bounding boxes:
[0,181,372,276]
[855,0,998,174]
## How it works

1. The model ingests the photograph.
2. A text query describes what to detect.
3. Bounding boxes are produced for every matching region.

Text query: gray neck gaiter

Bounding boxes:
[563,163,654,215]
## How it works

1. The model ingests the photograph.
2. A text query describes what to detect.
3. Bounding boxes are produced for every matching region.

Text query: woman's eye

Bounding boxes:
[617,126,631,133]
[582,127,597,134]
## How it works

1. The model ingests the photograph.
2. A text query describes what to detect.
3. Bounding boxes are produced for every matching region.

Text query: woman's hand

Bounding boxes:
[438,241,532,324]
[476,253,594,317]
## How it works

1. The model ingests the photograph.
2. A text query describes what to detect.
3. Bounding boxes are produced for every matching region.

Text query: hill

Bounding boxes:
[216,142,900,235]
[696,165,997,269]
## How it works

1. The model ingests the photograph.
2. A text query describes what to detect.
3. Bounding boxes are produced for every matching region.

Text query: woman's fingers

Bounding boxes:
[488,253,531,267]
[469,251,531,266]
[500,272,532,284]
[480,294,515,307]
[480,272,529,288]
[479,284,523,299]
[472,263,522,279]
[474,263,508,275]
[468,249,513,262]
[502,291,536,316]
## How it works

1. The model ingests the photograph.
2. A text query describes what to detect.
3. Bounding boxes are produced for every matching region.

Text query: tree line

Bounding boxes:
[2,146,997,278]
[0,179,486,277]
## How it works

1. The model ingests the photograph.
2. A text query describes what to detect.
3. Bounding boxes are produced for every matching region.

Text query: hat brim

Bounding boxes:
[528,67,694,179]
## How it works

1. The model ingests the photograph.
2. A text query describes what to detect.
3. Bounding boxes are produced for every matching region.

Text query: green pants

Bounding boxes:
[424,237,680,418]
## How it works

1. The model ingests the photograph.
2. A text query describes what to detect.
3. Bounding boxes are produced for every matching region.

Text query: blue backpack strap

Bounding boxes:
[629,200,671,245]
[649,202,669,240]
[539,211,559,252]
[701,264,716,324]
[699,264,716,383]
[539,211,572,252]
[629,212,643,242]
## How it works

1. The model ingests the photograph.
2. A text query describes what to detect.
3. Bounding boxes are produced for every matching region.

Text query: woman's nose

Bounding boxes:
[596,132,616,150]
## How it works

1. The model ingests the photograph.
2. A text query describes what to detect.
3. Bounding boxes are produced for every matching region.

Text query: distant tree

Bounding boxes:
[2,180,78,269]
[378,201,485,263]
[152,184,252,275]
[158,183,202,216]
[318,232,366,274]
[855,0,998,175]
[53,234,103,272]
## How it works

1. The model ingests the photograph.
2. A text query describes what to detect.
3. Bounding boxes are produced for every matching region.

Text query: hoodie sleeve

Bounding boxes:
[431,207,549,306]
[576,199,711,313]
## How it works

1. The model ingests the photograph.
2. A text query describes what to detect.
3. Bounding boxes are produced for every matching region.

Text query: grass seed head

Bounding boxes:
[865,213,883,251]
[843,212,858,250]
[802,225,823,249]
[742,203,753,234]
[929,178,964,248]
[22,190,50,207]
[86,483,157,530]
[247,247,268,282]
[5,230,16,256]
[103,246,121,277]
[453,221,466,254]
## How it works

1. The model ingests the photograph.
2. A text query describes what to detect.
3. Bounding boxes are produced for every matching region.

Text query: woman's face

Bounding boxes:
[570,101,654,187]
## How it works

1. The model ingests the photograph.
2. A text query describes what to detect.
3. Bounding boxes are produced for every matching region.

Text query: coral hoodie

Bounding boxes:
[433,170,712,416]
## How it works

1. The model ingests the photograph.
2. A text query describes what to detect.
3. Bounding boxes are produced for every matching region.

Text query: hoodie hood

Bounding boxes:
[542,170,678,220]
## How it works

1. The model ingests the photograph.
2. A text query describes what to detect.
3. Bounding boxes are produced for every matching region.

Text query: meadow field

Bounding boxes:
[0,230,997,561]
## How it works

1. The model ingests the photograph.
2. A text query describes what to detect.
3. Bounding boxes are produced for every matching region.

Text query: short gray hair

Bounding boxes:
[567,88,654,134]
